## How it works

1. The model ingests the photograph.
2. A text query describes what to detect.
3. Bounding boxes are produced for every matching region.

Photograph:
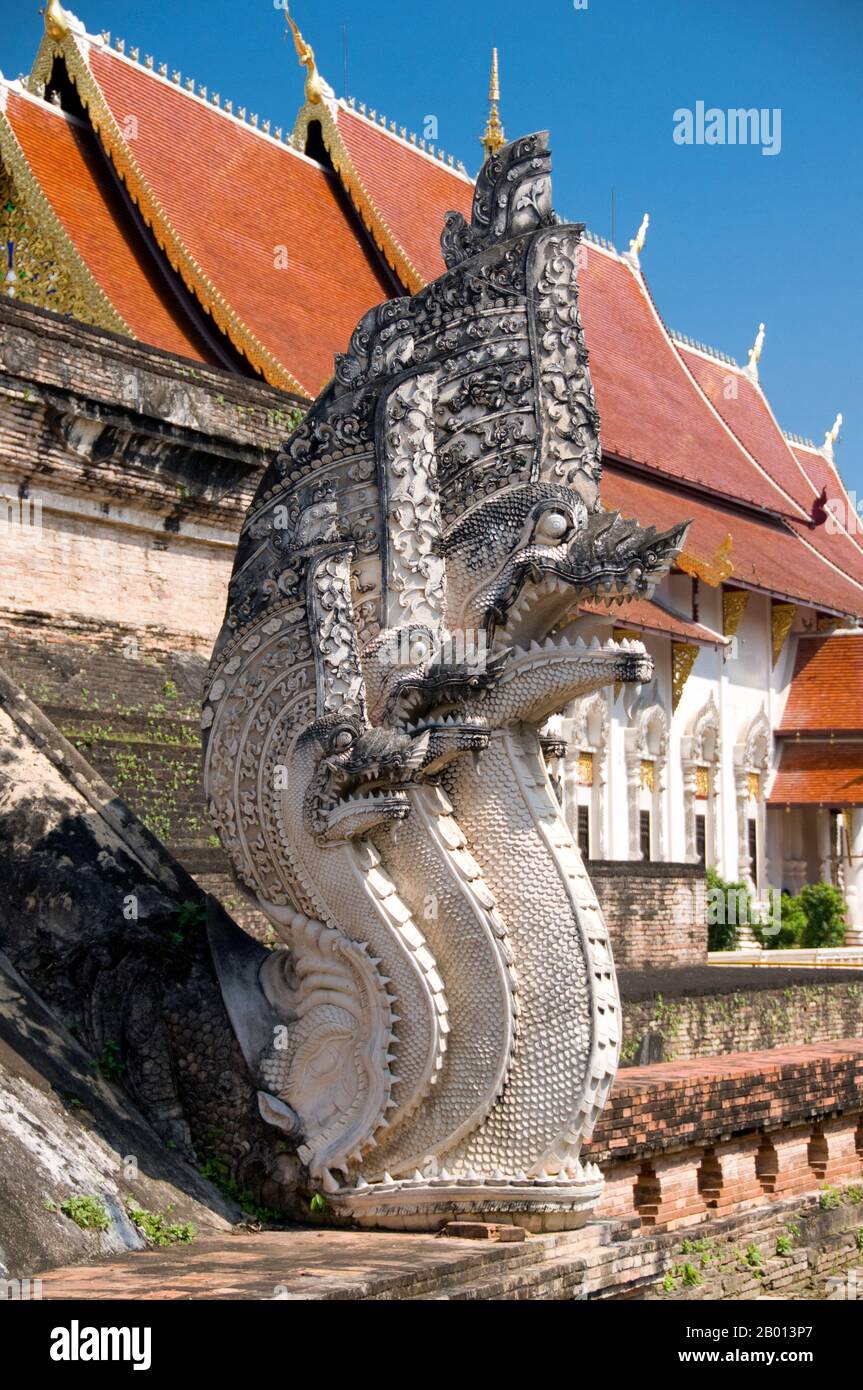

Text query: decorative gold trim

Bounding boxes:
[671,641,699,712]
[694,765,709,799]
[722,586,749,639]
[817,614,841,633]
[33,33,310,396]
[0,98,131,336]
[293,97,426,295]
[747,771,761,801]
[577,750,594,787]
[771,601,797,667]
[640,759,655,792]
[677,533,734,587]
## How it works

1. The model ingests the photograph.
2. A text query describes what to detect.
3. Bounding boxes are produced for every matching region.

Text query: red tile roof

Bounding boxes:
[768,741,863,805]
[79,43,394,394]
[12,28,859,627]
[790,441,835,496]
[579,595,725,646]
[333,107,474,287]
[577,248,808,520]
[680,348,863,587]
[4,89,207,360]
[602,464,863,618]
[779,635,863,734]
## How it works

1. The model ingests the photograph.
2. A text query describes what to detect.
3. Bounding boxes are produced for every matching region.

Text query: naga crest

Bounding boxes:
[204,133,688,1230]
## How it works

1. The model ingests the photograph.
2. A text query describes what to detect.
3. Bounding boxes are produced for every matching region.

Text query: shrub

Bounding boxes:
[706,867,744,952]
[754,892,806,949]
[60,1196,110,1232]
[126,1203,195,1247]
[799,883,846,948]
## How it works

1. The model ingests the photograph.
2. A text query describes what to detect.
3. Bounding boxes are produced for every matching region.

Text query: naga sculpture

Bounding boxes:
[203,133,688,1230]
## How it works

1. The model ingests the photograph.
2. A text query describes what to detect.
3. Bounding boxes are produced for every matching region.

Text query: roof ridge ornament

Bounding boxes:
[480,47,506,159]
[284,5,333,107]
[44,1,82,42]
[622,212,649,271]
[441,130,557,269]
[743,321,765,384]
[822,412,842,462]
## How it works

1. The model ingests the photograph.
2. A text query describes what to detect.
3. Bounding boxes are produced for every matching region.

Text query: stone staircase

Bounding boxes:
[0,618,273,942]
[332,1223,663,1302]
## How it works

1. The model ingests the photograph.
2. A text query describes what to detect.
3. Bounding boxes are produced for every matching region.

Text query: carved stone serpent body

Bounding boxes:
[204,133,687,1228]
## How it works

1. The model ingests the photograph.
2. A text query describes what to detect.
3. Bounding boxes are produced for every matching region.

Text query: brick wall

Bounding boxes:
[586,1040,863,1166]
[584,1043,863,1240]
[588,860,707,968]
[621,979,863,1064]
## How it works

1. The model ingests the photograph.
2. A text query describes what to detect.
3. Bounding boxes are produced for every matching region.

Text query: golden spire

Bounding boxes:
[480,47,506,159]
[44,0,70,42]
[284,6,324,105]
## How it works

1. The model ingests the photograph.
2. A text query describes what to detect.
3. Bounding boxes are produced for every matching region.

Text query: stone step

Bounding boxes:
[410,1249,589,1301]
[362,1226,610,1302]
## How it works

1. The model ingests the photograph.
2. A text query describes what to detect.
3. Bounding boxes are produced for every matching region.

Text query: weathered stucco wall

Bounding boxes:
[0,297,298,640]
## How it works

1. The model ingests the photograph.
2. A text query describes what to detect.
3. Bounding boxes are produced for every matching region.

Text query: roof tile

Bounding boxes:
[769,740,863,805]
[779,634,863,733]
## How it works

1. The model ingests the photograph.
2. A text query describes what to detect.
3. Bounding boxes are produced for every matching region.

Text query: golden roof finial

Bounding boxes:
[44,0,70,42]
[480,47,506,160]
[743,320,766,383]
[630,212,650,258]
[823,412,842,459]
[748,321,765,369]
[284,6,324,105]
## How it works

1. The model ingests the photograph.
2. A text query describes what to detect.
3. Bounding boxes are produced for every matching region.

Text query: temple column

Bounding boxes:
[817,809,834,885]
[733,769,757,947]
[626,753,642,859]
[783,808,808,896]
[844,808,863,948]
[681,760,698,862]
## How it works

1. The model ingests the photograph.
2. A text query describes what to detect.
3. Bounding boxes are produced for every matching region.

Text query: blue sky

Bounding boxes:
[4,0,861,496]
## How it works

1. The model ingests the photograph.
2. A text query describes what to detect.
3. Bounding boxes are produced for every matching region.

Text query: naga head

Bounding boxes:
[441,484,688,653]
[300,712,432,841]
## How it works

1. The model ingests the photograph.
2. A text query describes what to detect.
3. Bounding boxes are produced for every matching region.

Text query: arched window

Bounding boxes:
[562,691,609,859]
[681,695,721,867]
[734,707,771,888]
[624,689,668,861]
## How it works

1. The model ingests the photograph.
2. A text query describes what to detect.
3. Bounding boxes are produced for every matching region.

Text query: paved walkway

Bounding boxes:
[35,1228,510,1301]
